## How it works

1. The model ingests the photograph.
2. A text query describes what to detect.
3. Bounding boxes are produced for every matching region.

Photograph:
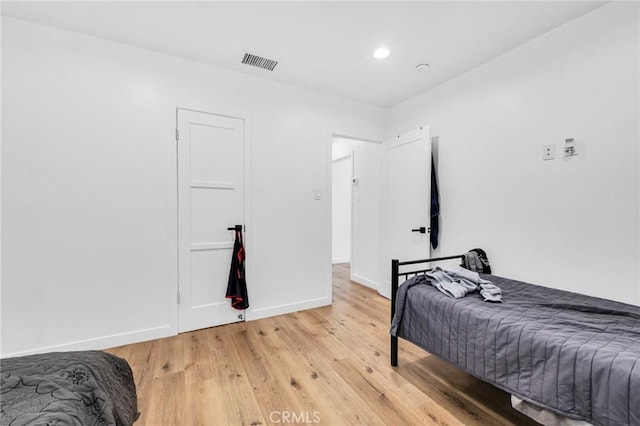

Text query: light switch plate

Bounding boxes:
[543,144,555,160]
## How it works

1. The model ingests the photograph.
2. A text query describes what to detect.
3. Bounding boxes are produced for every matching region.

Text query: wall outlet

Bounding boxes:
[543,144,555,160]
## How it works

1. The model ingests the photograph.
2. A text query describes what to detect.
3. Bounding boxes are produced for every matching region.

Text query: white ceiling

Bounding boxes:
[1,1,606,108]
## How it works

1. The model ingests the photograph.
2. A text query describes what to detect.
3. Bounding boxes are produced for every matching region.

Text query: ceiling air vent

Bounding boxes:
[242,53,278,71]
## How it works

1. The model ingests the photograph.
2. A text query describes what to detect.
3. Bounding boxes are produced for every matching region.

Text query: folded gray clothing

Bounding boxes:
[424,267,503,302]
[425,268,476,298]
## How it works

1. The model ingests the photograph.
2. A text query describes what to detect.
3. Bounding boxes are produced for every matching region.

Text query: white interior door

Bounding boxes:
[177,108,246,333]
[380,126,431,298]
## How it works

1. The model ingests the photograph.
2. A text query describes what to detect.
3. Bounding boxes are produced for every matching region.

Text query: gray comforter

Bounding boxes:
[391,273,640,426]
[1,350,139,426]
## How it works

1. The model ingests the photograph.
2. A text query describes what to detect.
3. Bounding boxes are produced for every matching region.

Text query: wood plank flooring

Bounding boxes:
[106,264,538,425]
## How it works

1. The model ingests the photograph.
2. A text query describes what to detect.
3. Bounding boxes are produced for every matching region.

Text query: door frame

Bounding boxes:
[167,106,252,335]
[328,132,382,293]
[331,153,354,265]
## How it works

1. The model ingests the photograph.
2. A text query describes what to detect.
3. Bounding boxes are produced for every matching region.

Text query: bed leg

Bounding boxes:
[391,335,398,367]
[391,258,399,367]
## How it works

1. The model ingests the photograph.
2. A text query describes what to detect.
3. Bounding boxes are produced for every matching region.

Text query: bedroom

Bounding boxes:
[1,1,638,425]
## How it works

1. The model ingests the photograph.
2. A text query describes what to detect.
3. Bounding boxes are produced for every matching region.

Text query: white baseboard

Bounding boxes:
[379,279,391,299]
[1,325,175,359]
[331,258,350,264]
[351,273,379,291]
[246,296,331,321]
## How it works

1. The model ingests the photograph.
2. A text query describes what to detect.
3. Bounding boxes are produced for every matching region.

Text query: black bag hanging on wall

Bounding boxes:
[461,248,492,274]
[226,227,249,310]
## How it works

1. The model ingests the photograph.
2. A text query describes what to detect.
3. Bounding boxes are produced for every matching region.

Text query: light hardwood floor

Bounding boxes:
[107,264,538,425]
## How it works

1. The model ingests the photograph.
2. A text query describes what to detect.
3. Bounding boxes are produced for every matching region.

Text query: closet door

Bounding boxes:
[177,108,246,332]
[380,126,431,298]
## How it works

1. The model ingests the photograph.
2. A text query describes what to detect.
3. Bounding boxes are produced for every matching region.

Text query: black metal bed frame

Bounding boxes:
[390,254,465,367]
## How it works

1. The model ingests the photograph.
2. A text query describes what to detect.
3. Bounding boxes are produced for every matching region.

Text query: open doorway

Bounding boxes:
[331,136,382,291]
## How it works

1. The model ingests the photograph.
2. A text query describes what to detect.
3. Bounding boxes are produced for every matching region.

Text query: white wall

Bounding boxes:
[332,137,382,290]
[1,17,387,356]
[331,156,351,264]
[388,3,640,304]
[3,3,638,357]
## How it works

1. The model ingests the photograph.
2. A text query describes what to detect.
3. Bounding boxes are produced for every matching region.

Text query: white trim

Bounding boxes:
[243,113,253,318]
[1,325,173,359]
[191,122,235,131]
[332,154,351,163]
[245,296,331,321]
[332,258,350,264]
[349,149,355,283]
[385,126,427,150]
[191,242,234,251]
[326,131,334,309]
[351,273,379,291]
[332,133,382,145]
[166,105,179,336]
[176,105,249,123]
[191,180,236,190]
[379,279,392,300]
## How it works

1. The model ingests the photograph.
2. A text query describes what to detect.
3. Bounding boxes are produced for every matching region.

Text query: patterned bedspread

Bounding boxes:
[1,350,139,426]
[391,273,640,426]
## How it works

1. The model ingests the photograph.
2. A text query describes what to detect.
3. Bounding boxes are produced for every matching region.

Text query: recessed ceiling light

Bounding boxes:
[416,63,430,72]
[373,47,390,59]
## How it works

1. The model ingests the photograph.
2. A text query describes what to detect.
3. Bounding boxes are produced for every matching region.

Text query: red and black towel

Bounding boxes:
[226,228,249,310]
